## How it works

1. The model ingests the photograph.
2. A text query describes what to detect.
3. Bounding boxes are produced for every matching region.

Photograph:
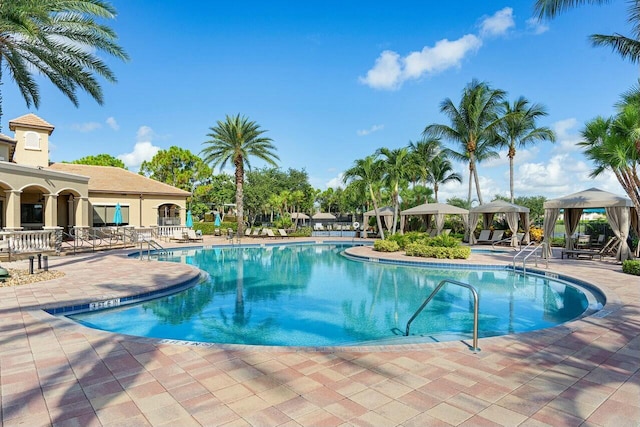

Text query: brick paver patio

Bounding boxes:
[0,236,637,426]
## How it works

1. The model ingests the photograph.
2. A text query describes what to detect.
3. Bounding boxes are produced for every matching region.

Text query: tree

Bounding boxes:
[376,147,413,235]
[343,155,386,239]
[201,115,279,235]
[427,156,462,203]
[139,146,211,192]
[534,0,640,63]
[424,79,505,207]
[64,153,126,169]
[495,97,555,203]
[408,137,440,201]
[0,0,129,127]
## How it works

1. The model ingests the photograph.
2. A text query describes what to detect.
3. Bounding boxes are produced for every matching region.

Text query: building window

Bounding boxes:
[92,205,129,226]
[21,203,43,227]
[24,131,40,150]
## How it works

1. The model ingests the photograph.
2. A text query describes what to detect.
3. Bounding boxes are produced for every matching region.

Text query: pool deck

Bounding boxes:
[0,236,638,426]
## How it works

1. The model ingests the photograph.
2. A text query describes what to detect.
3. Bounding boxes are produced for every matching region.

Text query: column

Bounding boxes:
[43,193,58,229]
[75,197,90,228]
[4,190,22,230]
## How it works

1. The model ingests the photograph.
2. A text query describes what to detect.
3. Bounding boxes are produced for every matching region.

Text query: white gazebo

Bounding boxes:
[469,200,530,246]
[362,206,394,232]
[543,188,636,261]
[400,203,469,236]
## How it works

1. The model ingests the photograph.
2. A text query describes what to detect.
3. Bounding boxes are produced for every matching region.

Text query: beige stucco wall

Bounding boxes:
[11,127,49,168]
[88,193,187,227]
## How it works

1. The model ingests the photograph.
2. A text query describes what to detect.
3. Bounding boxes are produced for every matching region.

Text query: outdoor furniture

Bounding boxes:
[170,230,187,243]
[278,229,290,238]
[187,229,203,242]
[478,230,505,245]
[265,229,277,238]
[476,230,492,244]
[575,234,591,249]
[561,236,619,260]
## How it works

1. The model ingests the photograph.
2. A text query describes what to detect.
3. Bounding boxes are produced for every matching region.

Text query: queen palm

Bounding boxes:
[202,114,279,235]
[0,0,129,126]
[535,0,640,63]
[424,79,505,207]
[343,155,386,239]
[377,147,413,234]
[496,97,555,203]
[427,156,462,203]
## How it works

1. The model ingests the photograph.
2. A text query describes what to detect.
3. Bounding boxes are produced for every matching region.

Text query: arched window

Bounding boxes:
[24,131,40,150]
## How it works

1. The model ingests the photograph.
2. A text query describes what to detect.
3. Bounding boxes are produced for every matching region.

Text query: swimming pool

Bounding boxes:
[66,243,603,347]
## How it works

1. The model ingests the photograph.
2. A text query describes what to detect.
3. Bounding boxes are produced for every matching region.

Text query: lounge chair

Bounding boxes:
[244,228,252,237]
[478,230,505,245]
[265,229,277,238]
[187,229,203,242]
[575,234,591,249]
[476,229,492,244]
[561,236,619,260]
[278,229,290,238]
[170,230,187,243]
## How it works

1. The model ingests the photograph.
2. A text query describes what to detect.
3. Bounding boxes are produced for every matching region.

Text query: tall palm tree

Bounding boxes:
[408,137,441,201]
[343,155,386,239]
[201,114,279,235]
[424,79,505,206]
[535,0,640,63]
[0,0,129,127]
[496,97,556,203]
[426,156,462,203]
[377,147,413,234]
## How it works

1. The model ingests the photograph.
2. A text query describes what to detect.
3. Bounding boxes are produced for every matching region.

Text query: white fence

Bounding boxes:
[0,230,58,258]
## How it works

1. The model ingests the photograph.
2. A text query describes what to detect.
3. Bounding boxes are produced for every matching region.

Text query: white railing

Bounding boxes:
[153,225,188,238]
[0,230,58,255]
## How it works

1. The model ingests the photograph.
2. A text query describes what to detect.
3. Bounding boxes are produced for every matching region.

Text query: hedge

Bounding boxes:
[373,240,400,252]
[622,260,640,276]
[192,221,237,235]
[405,242,471,259]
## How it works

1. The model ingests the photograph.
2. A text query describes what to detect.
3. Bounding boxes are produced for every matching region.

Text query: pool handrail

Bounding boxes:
[513,242,548,274]
[405,279,480,352]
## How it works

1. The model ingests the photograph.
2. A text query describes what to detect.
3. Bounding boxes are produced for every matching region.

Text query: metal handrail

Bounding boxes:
[405,279,480,352]
[513,242,548,274]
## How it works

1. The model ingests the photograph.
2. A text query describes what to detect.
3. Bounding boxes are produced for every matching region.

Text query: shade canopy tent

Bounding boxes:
[311,212,336,220]
[469,200,530,246]
[543,187,636,261]
[291,212,310,220]
[400,203,469,236]
[362,206,394,231]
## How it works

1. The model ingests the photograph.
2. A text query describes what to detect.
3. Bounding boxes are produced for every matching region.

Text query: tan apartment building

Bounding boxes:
[0,114,190,232]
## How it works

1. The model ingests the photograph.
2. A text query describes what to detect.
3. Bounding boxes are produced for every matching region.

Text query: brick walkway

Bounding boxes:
[0,237,637,426]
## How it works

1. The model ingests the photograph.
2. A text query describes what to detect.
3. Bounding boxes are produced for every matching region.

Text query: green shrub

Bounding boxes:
[426,234,460,248]
[622,260,640,276]
[387,232,425,249]
[405,242,470,259]
[373,239,400,252]
[288,227,312,237]
[193,221,237,235]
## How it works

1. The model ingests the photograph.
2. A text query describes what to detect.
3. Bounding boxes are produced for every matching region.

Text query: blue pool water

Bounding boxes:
[67,243,600,347]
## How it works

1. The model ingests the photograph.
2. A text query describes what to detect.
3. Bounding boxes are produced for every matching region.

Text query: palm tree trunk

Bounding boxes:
[467,162,473,207]
[509,155,515,203]
[235,160,244,236]
[471,154,483,205]
[369,185,385,240]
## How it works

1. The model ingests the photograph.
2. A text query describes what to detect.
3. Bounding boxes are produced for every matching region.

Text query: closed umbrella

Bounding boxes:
[113,203,122,225]
[186,210,193,228]
[214,212,221,227]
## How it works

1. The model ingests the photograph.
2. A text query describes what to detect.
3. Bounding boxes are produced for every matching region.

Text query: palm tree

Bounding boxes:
[424,79,505,206]
[535,0,640,63]
[496,97,556,203]
[427,156,462,203]
[0,0,129,127]
[201,114,279,235]
[408,137,441,201]
[377,147,413,234]
[343,155,386,239]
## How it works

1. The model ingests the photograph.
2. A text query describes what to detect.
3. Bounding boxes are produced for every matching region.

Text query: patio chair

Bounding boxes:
[187,229,203,242]
[244,228,252,236]
[278,229,290,238]
[265,229,277,238]
[576,234,591,249]
[476,229,492,244]
[561,236,619,260]
[170,230,187,243]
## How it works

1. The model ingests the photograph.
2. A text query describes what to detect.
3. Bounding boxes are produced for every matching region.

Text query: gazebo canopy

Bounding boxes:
[543,187,635,261]
[469,200,530,246]
[291,212,310,220]
[312,212,336,220]
[400,203,469,235]
[544,187,634,209]
[362,206,394,231]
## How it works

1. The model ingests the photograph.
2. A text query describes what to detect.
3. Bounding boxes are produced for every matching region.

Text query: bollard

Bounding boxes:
[37,253,42,270]
[28,256,35,274]
[43,256,49,272]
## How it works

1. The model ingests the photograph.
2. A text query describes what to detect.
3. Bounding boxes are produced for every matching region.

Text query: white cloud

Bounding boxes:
[357,124,384,136]
[325,173,345,189]
[117,126,161,171]
[480,7,515,38]
[106,117,119,130]
[359,34,482,90]
[70,122,101,132]
[526,17,549,35]
[552,118,583,153]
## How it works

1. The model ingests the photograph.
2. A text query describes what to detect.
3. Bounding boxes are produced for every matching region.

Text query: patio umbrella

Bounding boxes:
[113,203,122,225]
[186,210,193,228]
[214,212,221,227]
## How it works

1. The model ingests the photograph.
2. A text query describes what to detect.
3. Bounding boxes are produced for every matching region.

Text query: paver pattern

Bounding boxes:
[0,236,638,426]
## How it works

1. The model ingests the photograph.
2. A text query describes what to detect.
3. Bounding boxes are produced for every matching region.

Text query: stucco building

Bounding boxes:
[0,113,190,232]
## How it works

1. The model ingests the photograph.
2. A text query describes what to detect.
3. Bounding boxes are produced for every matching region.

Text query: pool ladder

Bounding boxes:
[405,279,480,352]
[138,238,167,260]
[513,242,548,274]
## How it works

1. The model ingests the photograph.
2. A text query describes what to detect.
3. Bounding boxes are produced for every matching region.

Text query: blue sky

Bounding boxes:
[3,1,636,202]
